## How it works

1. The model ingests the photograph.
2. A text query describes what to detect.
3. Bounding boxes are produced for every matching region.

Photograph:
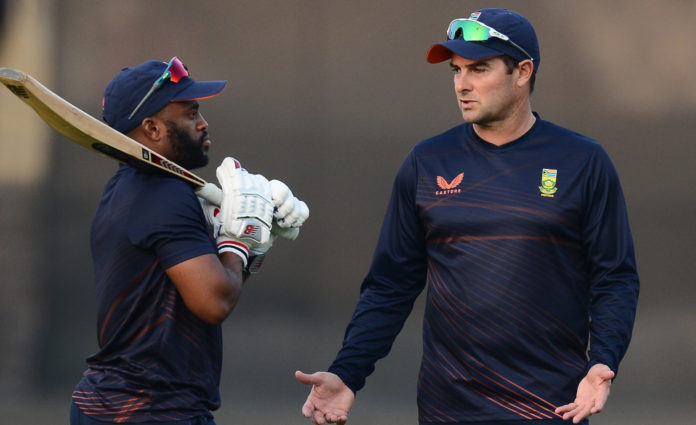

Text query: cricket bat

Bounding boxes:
[0,66,298,240]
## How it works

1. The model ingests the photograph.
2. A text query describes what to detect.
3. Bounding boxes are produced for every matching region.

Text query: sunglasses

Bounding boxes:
[128,57,189,120]
[446,18,534,62]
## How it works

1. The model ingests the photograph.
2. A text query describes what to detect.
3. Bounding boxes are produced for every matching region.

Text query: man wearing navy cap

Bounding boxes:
[69,58,307,425]
[296,8,638,425]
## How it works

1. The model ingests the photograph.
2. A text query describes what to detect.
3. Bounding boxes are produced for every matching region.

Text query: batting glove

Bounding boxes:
[199,197,222,238]
[245,233,277,274]
[198,196,252,268]
[216,158,274,264]
[269,179,309,228]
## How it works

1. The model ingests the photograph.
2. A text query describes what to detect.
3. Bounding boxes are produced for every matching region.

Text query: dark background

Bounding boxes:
[1,1,694,423]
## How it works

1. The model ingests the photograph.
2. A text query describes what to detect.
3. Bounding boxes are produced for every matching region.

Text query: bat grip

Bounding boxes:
[196,183,300,241]
[196,182,224,206]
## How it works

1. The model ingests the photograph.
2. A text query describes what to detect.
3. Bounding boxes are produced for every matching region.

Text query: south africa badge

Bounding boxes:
[539,168,558,197]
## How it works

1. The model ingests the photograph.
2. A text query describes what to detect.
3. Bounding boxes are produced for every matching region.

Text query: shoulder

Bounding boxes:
[412,123,469,157]
[535,118,613,161]
[110,166,197,198]
[392,124,469,187]
[125,171,211,260]
[534,118,621,189]
[135,171,199,208]
[124,170,203,230]
[536,118,602,149]
[99,166,197,215]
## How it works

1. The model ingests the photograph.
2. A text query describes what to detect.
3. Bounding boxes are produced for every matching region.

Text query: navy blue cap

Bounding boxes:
[103,59,227,134]
[427,8,540,73]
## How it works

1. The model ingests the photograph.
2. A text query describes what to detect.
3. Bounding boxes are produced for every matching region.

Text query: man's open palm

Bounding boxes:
[296,371,355,424]
[555,364,615,423]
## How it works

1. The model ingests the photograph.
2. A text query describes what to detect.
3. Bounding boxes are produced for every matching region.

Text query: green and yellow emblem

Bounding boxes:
[539,168,558,197]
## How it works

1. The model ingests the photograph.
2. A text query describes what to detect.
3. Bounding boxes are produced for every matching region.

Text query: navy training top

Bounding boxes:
[72,165,220,423]
[329,115,639,424]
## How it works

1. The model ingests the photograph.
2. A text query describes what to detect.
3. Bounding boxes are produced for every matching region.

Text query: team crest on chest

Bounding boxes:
[539,168,558,197]
[436,172,464,195]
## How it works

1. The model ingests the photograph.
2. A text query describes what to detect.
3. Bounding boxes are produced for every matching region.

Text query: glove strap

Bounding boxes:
[245,253,267,274]
[217,239,249,268]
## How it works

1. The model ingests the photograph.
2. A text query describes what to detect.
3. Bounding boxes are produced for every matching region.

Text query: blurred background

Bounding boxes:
[1,0,694,423]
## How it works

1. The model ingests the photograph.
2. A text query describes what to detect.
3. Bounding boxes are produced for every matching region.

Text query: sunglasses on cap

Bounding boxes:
[446,18,534,62]
[128,56,189,120]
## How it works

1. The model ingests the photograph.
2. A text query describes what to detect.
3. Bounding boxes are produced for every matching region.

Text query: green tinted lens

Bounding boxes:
[445,18,534,61]
[447,20,491,41]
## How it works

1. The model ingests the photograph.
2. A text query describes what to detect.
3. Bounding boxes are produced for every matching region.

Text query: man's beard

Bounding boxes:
[165,121,209,170]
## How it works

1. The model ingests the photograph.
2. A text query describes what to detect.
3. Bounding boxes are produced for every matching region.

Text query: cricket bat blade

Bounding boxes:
[0,66,299,240]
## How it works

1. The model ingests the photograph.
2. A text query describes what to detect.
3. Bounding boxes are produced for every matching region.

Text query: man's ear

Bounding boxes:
[139,116,165,142]
[516,59,534,88]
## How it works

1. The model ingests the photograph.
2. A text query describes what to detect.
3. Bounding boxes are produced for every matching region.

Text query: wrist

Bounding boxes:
[216,237,249,268]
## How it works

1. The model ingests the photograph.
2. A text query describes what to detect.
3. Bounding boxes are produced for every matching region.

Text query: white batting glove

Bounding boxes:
[199,197,222,238]
[269,179,309,228]
[199,196,251,267]
[216,158,274,263]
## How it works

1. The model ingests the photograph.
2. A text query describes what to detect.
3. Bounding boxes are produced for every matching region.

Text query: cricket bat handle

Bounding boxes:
[196,183,300,241]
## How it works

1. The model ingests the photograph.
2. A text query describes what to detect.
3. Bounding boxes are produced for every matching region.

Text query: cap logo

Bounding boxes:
[469,12,481,20]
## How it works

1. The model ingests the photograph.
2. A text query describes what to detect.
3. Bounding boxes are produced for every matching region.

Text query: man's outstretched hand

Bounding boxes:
[295,371,355,424]
[555,363,615,423]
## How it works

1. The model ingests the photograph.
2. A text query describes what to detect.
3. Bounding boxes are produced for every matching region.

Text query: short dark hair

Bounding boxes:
[500,55,536,94]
